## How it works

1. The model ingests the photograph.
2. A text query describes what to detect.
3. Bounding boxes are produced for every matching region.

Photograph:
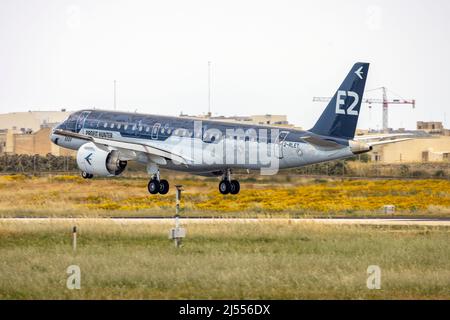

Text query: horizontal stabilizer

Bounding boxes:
[300,136,345,148]
[366,138,412,146]
[354,133,414,141]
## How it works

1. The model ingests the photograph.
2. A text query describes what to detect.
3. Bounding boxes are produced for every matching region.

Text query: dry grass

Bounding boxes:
[0,174,448,217]
[0,220,449,299]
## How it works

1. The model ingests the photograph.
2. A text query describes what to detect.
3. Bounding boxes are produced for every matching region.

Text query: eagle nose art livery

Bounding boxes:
[50,62,410,195]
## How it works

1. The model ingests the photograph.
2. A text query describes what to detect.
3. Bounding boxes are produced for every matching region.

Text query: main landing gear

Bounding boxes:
[147,169,170,195]
[148,178,169,195]
[219,169,240,195]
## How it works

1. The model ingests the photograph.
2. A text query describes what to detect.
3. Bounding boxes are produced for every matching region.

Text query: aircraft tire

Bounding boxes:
[148,179,160,195]
[230,180,240,194]
[219,180,231,194]
[159,179,169,194]
[81,171,92,179]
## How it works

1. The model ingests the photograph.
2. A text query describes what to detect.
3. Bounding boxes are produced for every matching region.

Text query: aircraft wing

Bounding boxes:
[53,129,190,165]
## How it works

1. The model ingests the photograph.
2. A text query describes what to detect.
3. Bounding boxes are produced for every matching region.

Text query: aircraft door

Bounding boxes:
[274,131,289,159]
[151,123,161,140]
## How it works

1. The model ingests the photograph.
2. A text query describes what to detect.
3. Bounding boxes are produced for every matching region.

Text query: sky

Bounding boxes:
[0,0,449,130]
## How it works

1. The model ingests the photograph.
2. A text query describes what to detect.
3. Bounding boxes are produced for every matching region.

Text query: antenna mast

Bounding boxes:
[207,61,212,118]
[113,80,117,111]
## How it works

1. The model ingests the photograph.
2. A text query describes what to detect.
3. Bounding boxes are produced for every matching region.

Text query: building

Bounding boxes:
[0,110,72,132]
[417,121,443,132]
[0,110,74,156]
[239,114,291,126]
[0,127,75,156]
[417,121,450,135]
[371,136,450,163]
[180,113,295,128]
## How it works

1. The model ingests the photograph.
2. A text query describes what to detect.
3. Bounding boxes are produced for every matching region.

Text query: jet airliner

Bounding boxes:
[51,62,410,195]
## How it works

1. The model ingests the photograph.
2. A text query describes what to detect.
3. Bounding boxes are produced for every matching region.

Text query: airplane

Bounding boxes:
[50,62,411,195]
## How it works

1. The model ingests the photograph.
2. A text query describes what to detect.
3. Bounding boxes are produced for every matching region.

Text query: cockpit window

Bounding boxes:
[59,111,81,131]
[67,112,80,121]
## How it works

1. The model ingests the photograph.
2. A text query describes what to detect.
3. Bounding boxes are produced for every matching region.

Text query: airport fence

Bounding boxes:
[0,154,448,179]
[0,154,78,173]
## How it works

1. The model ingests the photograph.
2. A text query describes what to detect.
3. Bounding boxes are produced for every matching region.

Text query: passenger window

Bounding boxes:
[104,123,108,128]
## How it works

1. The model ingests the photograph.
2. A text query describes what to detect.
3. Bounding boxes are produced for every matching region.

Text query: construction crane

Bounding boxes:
[313,87,415,133]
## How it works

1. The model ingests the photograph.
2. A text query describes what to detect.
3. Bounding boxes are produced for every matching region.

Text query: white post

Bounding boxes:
[175,186,182,247]
[72,226,77,253]
[168,185,186,248]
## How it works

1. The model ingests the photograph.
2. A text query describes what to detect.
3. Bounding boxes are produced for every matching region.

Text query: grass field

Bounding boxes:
[0,220,449,299]
[0,173,449,217]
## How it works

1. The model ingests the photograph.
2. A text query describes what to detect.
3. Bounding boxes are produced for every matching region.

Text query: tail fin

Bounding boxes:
[310,62,370,140]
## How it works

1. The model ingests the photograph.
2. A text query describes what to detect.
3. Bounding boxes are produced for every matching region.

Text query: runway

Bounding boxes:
[1,217,449,226]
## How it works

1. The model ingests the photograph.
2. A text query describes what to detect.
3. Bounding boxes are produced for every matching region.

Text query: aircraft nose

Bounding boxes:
[50,132,58,145]
[50,126,59,145]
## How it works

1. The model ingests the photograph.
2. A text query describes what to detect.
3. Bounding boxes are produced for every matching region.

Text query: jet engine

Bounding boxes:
[76,142,127,176]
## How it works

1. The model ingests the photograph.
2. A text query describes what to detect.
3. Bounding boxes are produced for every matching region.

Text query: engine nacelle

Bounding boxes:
[76,142,127,176]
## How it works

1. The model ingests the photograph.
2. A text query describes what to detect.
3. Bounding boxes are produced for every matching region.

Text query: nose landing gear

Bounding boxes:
[219,169,240,195]
[81,171,93,179]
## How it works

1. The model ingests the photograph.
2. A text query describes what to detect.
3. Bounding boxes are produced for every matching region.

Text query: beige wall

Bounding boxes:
[371,136,450,163]
[5,130,15,153]
[14,133,36,155]
[0,132,5,153]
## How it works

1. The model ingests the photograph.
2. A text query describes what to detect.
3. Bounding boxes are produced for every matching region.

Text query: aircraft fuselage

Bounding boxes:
[51,109,355,174]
